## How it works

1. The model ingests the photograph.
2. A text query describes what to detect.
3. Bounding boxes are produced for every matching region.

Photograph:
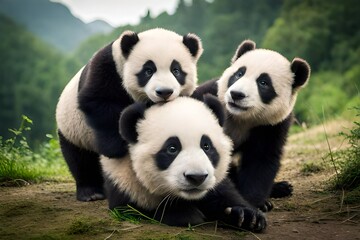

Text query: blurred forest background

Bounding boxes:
[0,0,359,146]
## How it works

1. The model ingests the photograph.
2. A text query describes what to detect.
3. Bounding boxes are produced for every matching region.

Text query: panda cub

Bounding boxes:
[56,28,203,201]
[101,96,267,231]
[192,40,311,211]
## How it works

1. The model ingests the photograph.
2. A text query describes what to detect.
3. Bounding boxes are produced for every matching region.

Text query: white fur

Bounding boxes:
[101,155,163,210]
[103,97,233,207]
[55,68,97,151]
[218,49,297,127]
[131,97,232,200]
[122,28,202,102]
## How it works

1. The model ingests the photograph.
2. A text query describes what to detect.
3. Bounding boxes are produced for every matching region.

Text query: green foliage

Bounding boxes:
[0,14,81,144]
[328,108,360,203]
[0,115,70,185]
[66,219,93,235]
[110,205,160,224]
[301,162,324,176]
[295,71,348,124]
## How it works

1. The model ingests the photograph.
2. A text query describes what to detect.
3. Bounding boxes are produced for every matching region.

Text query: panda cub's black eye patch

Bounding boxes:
[136,60,157,87]
[200,135,219,167]
[170,60,187,85]
[228,66,246,88]
[155,136,182,170]
[256,73,277,104]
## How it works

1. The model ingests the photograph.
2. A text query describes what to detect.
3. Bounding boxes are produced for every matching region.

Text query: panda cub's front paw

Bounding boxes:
[225,206,267,232]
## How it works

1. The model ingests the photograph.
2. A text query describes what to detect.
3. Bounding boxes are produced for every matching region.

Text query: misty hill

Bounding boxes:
[0,13,81,141]
[0,0,113,52]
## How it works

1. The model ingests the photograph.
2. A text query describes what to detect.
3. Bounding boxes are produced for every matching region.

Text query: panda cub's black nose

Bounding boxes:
[230,91,246,101]
[184,173,208,186]
[156,88,173,100]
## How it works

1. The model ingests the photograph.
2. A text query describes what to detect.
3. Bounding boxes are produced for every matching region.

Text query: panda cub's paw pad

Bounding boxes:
[259,200,273,212]
[225,206,267,232]
[77,187,106,202]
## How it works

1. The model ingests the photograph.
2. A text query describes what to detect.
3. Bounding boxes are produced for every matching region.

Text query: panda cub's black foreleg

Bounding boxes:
[197,178,267,232]
[58,130,105,201]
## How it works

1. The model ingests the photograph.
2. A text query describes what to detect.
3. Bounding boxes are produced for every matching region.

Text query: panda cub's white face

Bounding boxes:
[113,28,203,103]
[217,43,310,126]
[218,49,295,125]
[129,97,232,200]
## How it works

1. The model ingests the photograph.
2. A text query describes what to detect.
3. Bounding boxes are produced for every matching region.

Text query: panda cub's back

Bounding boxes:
[56,68,96,151]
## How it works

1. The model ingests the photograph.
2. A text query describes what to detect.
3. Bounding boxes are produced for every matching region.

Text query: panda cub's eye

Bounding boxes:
[167,145,178,155]
[259,80,268,87]
[202,142,211,152]
[234,67,246,80]
[172,68,180,76]
[145,68,153,77]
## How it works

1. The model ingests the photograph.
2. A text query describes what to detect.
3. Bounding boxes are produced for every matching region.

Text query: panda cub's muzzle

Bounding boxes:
[155,87,174,101]
[227,90,251,112]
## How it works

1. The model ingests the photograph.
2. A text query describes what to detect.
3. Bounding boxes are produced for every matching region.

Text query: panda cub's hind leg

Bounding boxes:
[58,130,105,201]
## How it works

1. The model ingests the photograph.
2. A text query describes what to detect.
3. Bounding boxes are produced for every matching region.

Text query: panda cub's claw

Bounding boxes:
[259,200,274,212]
[225,206,267,232]
[76,187,106,202]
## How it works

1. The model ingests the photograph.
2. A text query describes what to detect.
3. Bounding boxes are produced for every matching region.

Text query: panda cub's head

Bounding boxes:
[217,40,311,125]
[120,96,233,200]
[113,28,203,103]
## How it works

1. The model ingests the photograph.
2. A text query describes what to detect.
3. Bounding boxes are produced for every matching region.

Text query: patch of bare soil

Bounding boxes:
[0,119,359,240]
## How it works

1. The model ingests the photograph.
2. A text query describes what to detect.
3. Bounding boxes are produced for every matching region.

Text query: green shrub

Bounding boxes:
[329,107,360,202]
[0,115,69,185]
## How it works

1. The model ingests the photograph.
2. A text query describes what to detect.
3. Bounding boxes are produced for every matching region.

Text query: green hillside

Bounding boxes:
[0,14,81,143]
[0,0,113,52]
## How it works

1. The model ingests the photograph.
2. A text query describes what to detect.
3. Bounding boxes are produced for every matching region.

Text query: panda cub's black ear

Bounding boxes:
[203,94,225,127]
[120,30,139,59]
[119,103,146,144]
[231,40,256,64]
[183,33,203,61]
[291,58,311,91]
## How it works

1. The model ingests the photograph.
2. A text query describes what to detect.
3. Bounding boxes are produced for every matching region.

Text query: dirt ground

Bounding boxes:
[1,120,359,240]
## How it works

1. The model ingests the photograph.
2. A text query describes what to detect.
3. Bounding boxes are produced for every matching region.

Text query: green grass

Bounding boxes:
[328,107,360,203]
[301,162,324,175]
[0,115,70,185]
[110,205,160,224]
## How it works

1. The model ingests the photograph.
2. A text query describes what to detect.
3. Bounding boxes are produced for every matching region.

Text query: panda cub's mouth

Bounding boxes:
[227,102,250,111]
[181,188,205,194]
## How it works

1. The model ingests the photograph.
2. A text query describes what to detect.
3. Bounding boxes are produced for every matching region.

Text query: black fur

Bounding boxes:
[136,60,157,87]
[119,102,147,144]
[78,43,134,158]
[232,40,256,63]
[200,135,219,167]
[291,58,311,90]
[228,67,246,88]
[203,94,224,126]
[183,34,200,58]
[120,31,139,59]
[58,130,105,201]
[191,79,218,101]
[256,73,277,104]
[170,60,187,85]
[155,137,182,170]
[270,181,293,198]
[228,115,293,208]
